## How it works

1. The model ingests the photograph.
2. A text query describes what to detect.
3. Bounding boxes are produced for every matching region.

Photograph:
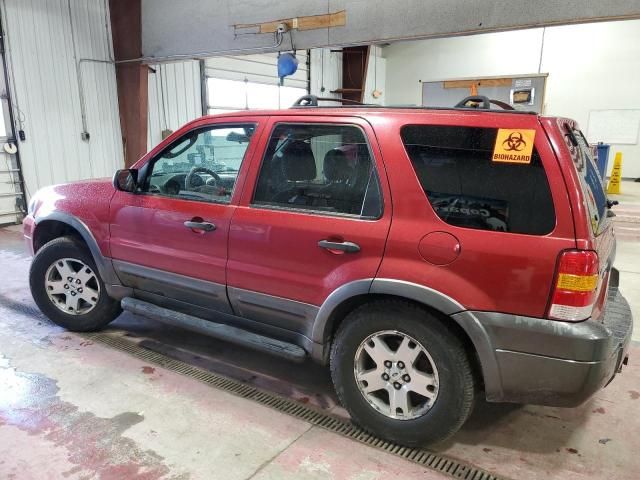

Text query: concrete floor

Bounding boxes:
[1,181,640,479]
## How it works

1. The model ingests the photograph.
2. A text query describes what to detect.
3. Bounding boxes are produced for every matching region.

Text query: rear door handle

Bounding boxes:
[318,239,361,253]
[184,220,216,232]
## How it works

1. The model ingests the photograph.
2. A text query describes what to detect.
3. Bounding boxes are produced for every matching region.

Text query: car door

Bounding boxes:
[226,116,392,338]
[109,117,264,317]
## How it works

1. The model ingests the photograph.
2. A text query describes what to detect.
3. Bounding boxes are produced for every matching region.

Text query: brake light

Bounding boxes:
[548,250,599,321]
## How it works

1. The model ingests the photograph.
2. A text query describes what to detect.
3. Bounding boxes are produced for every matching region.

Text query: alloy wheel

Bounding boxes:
[353,330,439,420]
[44,258,100,315]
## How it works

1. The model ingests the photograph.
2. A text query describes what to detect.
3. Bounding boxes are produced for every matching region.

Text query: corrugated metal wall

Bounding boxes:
[147,60,202,151]
[1,0,123,199]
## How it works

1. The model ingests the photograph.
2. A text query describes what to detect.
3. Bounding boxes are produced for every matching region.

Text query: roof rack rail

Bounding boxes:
[285,94,536,115]
[454,95,515,111]
[291,94,368,107]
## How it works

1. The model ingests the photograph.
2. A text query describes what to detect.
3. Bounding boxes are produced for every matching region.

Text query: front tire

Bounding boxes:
[29,236,121,331]
[330,300,476,447]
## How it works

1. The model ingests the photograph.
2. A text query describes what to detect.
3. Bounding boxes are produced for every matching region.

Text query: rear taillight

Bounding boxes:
[548,250,599,321]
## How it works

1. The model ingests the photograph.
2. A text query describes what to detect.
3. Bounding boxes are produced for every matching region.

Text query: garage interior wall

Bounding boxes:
[2,0,123,198]
[147,60,201,151]
[383,19,640,177]
[147,52,314,151]
[309,48,342,100]
[362,46,386,105]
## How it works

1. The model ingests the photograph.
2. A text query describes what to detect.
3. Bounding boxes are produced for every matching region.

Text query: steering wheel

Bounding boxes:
[185,166,221,190]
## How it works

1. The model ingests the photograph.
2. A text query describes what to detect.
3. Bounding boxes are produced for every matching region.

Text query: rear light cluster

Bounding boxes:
[548,250,599,321]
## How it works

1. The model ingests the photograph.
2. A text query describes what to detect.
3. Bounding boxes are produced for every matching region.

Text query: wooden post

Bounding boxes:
[109,0,148,167]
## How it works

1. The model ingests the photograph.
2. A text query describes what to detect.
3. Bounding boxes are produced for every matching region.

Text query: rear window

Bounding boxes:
[565,127,607,235]
[401,125,555,235]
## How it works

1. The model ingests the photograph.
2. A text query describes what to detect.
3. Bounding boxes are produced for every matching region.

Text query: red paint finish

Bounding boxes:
[24,106,612,320]
[418,231,460,266]
[369,112,575,317]
[109,116,265,285]
[227,115,392,306]
[29,180,116,257]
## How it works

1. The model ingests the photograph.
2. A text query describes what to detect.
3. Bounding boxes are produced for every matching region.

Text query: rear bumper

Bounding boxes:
[464,273,632,407]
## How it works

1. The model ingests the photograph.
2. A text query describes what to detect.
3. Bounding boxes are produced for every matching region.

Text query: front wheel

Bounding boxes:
[29,237,121,331]
[330,300,476,447]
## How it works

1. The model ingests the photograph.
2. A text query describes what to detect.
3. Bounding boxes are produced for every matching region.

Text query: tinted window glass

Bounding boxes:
[567,128,607,234]
[401,125,555,235]
[252,124,382,218]
[145,124,255,203]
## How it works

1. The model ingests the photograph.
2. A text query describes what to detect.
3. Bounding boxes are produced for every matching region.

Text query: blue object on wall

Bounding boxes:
[277,53,298,85]
[596,142,610,178]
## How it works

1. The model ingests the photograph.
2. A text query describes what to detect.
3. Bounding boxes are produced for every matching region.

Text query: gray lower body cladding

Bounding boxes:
[460,283,633,407]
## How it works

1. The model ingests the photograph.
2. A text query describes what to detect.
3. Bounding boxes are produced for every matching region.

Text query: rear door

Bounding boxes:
[226,115,391,337]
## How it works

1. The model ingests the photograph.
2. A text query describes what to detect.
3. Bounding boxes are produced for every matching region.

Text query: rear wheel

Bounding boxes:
[330,300,476,446]
[29,237,121,331]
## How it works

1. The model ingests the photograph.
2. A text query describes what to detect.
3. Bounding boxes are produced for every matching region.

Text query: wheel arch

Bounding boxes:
[312,279,500,398]
[33,212,121,288]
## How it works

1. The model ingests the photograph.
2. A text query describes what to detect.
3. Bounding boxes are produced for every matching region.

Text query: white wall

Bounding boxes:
[2,0,123,198]
[384,19,640,178]
[310,48,342,100]
[147,61,202,151]
[362,46,386,105]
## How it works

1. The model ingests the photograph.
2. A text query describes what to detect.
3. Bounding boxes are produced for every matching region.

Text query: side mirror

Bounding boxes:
[113,168,138,193]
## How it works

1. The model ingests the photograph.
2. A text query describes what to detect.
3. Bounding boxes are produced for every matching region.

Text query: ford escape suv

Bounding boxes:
[24,96,632,446]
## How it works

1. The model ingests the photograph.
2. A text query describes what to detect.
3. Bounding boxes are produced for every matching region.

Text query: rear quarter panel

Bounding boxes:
[368,111,576,317]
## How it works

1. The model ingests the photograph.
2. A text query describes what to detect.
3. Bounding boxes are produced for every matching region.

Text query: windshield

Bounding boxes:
[567,127,607,235]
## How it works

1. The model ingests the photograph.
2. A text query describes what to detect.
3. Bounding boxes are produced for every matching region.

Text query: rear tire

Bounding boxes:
[29,236,121,331]
[330,300,476,447]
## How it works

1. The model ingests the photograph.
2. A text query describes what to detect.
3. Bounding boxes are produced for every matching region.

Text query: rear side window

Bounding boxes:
[401,125,555,235]
[565,127,607,235]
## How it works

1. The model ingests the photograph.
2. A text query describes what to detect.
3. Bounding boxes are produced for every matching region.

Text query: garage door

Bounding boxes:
[205,52,309,113]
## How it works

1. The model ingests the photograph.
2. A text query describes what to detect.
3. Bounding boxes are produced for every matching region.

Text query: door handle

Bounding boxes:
[318,239,361,253]
[184,220,216,232]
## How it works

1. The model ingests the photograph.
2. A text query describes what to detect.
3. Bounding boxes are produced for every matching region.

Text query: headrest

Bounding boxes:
[323,149,351,182]
[280,140,316,181]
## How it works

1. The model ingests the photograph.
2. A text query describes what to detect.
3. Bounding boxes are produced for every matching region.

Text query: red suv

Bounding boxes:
[24,96,632,446]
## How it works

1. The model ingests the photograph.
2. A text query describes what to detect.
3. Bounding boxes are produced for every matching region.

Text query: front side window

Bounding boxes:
[252,123,382,218]
[401,125,555,235]
[144,124,255,203]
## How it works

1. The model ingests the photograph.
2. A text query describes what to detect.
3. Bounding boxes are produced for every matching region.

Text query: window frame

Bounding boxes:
[139,122,258,205]
[249,121,385,220]
[400,123,557,236]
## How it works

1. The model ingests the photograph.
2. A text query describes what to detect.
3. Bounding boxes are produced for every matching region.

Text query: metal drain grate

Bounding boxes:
[83,332,506,480]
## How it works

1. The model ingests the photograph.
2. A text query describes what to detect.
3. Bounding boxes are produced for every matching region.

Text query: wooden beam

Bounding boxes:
[110,0,148,167]
[444,78,512,89]
[235,10,346,34]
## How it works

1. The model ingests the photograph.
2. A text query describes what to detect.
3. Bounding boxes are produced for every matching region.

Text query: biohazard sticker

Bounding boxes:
[492,129,536,164]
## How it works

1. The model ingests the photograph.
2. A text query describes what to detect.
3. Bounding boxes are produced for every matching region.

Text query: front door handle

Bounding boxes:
[318,239,361,253]
[184,220,216,232]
